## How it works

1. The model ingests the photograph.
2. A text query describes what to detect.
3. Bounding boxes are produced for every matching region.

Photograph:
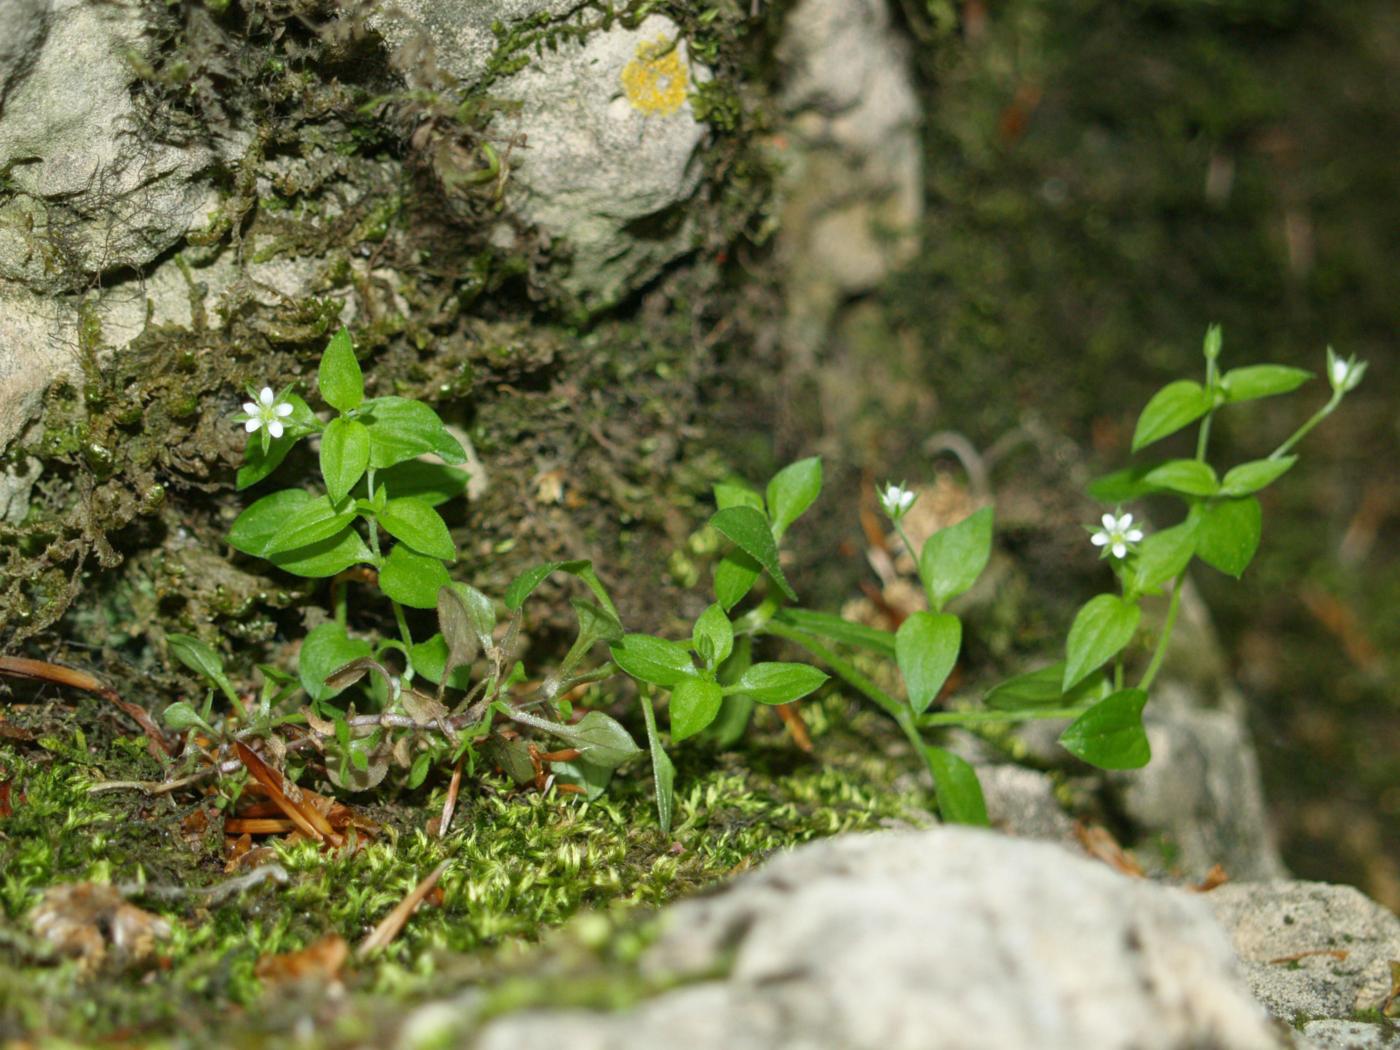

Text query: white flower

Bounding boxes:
[1090,511,1144,559]
[879,482,917,521]
[241,386,294,439]
[1326,346,1367,394]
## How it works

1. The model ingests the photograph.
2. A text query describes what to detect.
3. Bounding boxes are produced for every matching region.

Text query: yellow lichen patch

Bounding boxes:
[620,36,689,117]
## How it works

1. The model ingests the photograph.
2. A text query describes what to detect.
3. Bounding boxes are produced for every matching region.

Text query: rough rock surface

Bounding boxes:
[1301,1020,1400,1050]
[1206,880,1400,1024]
[469,828,1287,1050]
[485,14,710,306]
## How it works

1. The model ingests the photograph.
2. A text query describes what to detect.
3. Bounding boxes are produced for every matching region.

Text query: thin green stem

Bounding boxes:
[894,522,921,569]
[1270,392,1341,460]
[917,706,1092,727]
[1196,355,1218,462]
[363,467,415,679]
[760,621,904,723]
[1136,571,1184,693]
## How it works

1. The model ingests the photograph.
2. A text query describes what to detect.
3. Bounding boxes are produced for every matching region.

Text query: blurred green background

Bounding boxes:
[890,0,1399,904]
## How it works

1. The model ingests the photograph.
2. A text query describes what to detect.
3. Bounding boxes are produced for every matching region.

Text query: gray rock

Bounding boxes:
[472,828,1287,1050]
[0,0,49,106]
[1114,682,1287,881]
[488,14,710,306]
[1206,880,1400,1024]
[977,762,1078,848]
[1302,1020,1400,1050]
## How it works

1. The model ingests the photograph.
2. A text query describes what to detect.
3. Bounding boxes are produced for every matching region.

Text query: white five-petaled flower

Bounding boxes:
[241,386,294,439]
[1091,511,1144,560]
[879,482,917,521]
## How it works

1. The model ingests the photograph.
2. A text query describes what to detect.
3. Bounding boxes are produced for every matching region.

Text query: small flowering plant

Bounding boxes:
[1090,511,1144,560]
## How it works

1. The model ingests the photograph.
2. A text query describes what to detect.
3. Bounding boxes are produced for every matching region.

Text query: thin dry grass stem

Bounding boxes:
[356,861,449,959]
[438,755,464,838]
[0,656,173,757]
[773,703,813,753]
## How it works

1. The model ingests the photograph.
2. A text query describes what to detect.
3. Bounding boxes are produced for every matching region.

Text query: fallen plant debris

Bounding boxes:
[0,656,172,758]
[254,934,349,986]
[29,884,171,973]
[357,860,450,959]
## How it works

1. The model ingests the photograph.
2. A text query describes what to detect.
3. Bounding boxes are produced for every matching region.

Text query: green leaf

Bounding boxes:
[229,488,311,557]
[1221,364,1312,403]
[569,597,624,649]
[713,481,764,513]
[361,397,466,469]
[923,746,988,826]
[1131,519,1198,592]
[1059,688,1151,769]
[319,327,364,412]
[550,757,613,801]
[609,634,696,688]
[668,678,724,742]
[435,587,481,676]
[1132,380,1212,452]
[765,457,822,539]
[984,663,1108,711]
[546,711,642,772]
[503,560,619,621]
[917,507,994,610]
[772,608,896,657]
[713,551,760,611]
[263,494,358,555]
[1087,466,1162,503]
[320,417,371,503]
[408,634,474,690]
[1063,594,1141,691]
[725,662,828,705]
[369,461,471,507]
[299,622,373,703]
[1141,459,1219,497]
[1195,496,1261,578]
[703,636,754,748]
[162,701,214,734]
[377,497,456,561]
[407,751,433,790]
[709,506,796,601]
[1219,456,1296,497]
[166,633,234,697]
[692,603,734,668]
[379,543,451,609]
[895,610,962,714]
[270,528,372,579]
[639,694,675,835]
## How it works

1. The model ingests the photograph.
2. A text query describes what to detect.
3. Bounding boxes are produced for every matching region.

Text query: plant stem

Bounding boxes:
[1136,571,1184,693]
[363,467,416,679]
[917,706,1092,727]
[1270,391,1341,460]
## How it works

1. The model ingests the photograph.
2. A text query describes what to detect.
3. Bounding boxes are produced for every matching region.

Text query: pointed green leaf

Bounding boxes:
[229,488,312,557]
[378,497,456,561]
[1131,518,1198,592]
[1059,688,1151,769]
[1142,459,1219,497]
[162,701,214,734]
[299,622,373,703]
[1221,364,1312,403]
[320,417,370,503]
[692,603,734,668]
[984,663,1108,711]
[923,746,988,826]
[361,397,466,469]
[369,460,470,507]
[408,634,475,690]
[713,481,764,513]
[610,634,697,688]
[725,662,828,705]
[263,494,357,555]
[166,634,236,698]
[1195,496,1261,578]
[503,559,619,621]
[440,582,496,651]
[319,327,364,412]
[379,543,451,609]
[1132,380,1212,452]
[269,528,372,578]
[1219,456,1296,497]
[1063,594,1141,691]
[895,610,962,714]
[236,393,316,490]
[765,457,822,539]
[772,608,896,657]
[709,506,796,601]
[918,507,994,610]
[639,693,675,834]
[714,551,761,611]
[669,678,724,742]
[1087,466,1163,503]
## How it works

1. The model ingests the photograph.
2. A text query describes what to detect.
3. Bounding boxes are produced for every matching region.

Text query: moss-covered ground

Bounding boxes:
[0,689,933,1045]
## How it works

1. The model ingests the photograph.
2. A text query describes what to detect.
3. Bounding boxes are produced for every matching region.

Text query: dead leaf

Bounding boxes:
[1189,864,1230,893]
[255,934,348,985]
[30,884,171,972]
[357,862,449,959]
[235,741,343,848]
[1074,823,1146,878]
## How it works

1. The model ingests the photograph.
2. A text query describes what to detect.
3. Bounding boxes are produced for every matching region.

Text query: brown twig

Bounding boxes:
[356,861,449,959]
[438,755,464,839]
[0,656,173,758]
[235,742,343,848]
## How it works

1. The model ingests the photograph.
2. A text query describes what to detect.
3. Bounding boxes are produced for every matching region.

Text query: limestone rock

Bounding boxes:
[1301,1020,1400,1050]
[1206,880,1400,1024]
[473,828,1287,1050]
